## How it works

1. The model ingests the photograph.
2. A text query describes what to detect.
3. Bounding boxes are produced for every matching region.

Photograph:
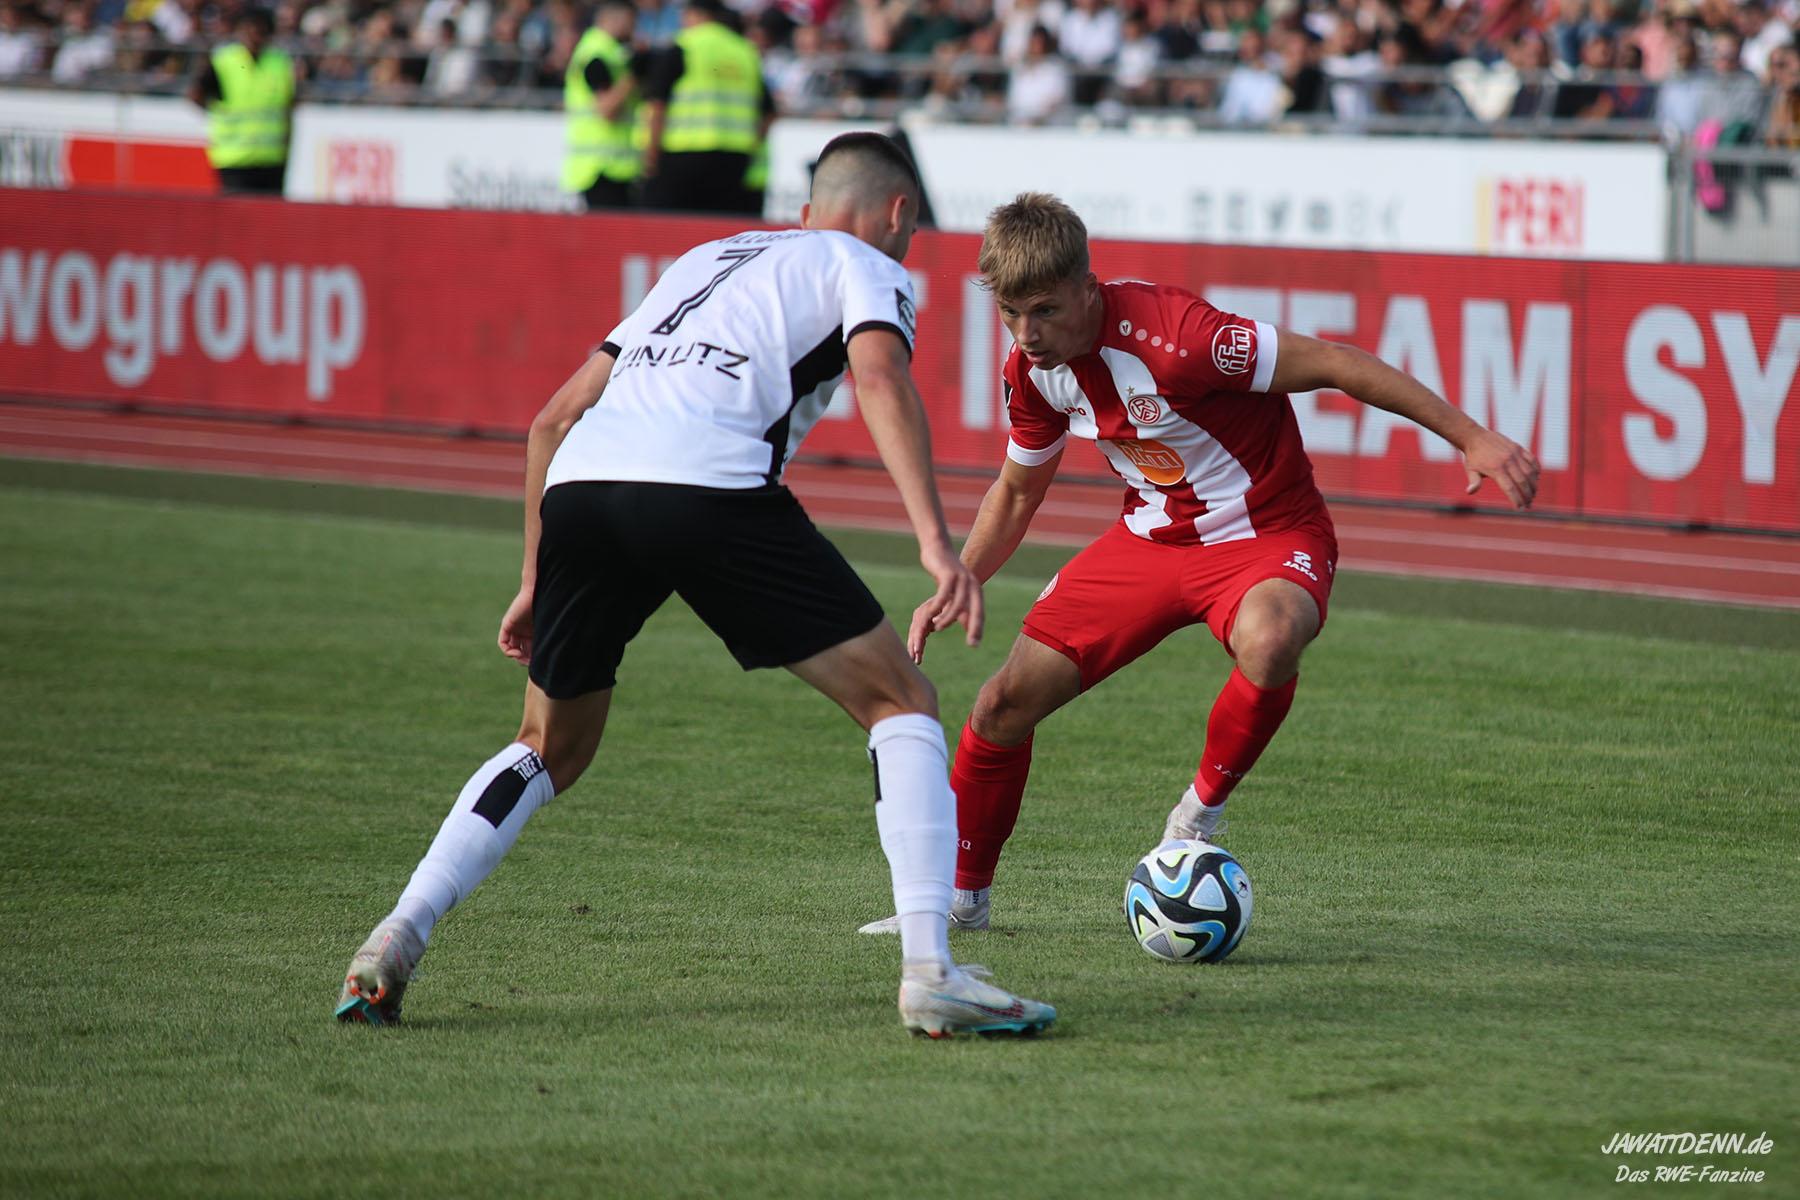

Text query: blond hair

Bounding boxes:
[977,193,1090,298]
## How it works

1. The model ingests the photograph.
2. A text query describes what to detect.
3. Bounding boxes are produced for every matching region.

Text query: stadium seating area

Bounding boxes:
[0,0,1796,140]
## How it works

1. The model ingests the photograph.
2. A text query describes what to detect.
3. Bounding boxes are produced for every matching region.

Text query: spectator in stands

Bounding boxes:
[143,0,196,47]
[1155,0,1205,62]
[1059,0,1119,104]
[537,0,581,88]
[1373,21,1474,116]
[1735,0,1790,75]
[481,8,527,88]
[1113,9,1162,106]
[424,15,479,92]
[1396,0,1460,63]
[1656,28,1708,131]
[1627,1,1682,80]
[1505,29,1559,119]
[1000,0,1061,65]
[924,19,1007,118]
[1761,39,1800,144]
[1697,30,1769,127]
[1545,0,1591,66]
[894,0,969,56]
[52,3,116,81]
[1219,25,1284,121]
[1005,23,1070,123]
[1322,13,1380,120]
[848,0,902,55]
[766,19,838,111]
[1552,28,1625,117]
[186,7,296,196]
[1470,0,1541,64]
[1058,0,1120,69]
[1281,26,1332,113]
[0,2,43,77]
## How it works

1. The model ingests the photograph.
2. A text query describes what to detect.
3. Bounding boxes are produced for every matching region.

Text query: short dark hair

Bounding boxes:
[813,131,922,197]
[239,6,275,35]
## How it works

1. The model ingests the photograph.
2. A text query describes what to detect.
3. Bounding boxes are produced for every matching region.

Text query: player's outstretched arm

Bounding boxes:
[499,346,616,666]
[1269,331,1541,510]
[847,328,983,652]
[907,454,1061,663]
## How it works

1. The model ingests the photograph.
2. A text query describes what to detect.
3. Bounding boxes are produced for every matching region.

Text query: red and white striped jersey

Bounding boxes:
[1005,280,1332,546]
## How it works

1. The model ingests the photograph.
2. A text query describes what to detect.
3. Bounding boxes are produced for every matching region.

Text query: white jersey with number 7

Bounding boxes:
[546,228,919,493]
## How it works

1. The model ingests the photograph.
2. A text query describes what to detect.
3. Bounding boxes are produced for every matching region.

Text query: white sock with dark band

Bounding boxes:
[387,742,556,945]
[869,713,956,972]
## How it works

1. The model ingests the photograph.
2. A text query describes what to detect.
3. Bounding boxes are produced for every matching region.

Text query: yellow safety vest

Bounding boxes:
[662,22,761,155]
[207,45,294,169]
[564,28,642,190]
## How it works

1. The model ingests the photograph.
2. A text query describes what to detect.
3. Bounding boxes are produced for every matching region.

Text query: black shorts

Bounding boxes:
[529,481,888,699]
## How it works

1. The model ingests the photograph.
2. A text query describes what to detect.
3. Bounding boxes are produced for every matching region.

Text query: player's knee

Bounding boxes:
[1232,613,1311,684]
[969,675,1035,746]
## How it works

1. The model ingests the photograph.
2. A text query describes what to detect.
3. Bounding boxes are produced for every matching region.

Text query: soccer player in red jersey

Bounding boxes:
[862,193,1541,933]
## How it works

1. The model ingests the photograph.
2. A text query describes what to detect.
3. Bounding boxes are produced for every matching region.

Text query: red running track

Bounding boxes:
[3,401,1797,611]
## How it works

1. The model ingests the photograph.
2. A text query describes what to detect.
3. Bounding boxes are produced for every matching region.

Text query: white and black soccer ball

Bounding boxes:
[1124,839,1253,964]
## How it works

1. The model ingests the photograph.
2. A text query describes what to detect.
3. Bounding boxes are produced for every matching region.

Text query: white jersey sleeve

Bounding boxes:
[839,250,917,354]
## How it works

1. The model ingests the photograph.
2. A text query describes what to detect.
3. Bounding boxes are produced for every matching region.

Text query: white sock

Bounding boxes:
[1177,784,1225,838]
[386,742,556,944]
[869,712,956,970]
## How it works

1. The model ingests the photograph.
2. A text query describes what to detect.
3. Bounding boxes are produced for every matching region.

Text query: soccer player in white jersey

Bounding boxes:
[862,193,1540,934]
[336,133,1055,1038]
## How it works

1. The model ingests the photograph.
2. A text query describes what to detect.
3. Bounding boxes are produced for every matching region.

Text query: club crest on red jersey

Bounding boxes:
[1212,325,1254,376]
[1126,393,1163,425]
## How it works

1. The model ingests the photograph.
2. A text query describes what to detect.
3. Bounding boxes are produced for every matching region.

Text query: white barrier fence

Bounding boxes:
[1,89,1669,260]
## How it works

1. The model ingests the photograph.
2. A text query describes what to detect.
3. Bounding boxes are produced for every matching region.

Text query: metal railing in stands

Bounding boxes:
[11,32,1795,142]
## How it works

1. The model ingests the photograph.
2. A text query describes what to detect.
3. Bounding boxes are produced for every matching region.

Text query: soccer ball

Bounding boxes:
[1124,840,1253,964]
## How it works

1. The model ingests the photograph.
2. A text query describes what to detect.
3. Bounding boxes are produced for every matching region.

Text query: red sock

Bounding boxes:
[950,721,1034,891]
[1195,668,1297,805]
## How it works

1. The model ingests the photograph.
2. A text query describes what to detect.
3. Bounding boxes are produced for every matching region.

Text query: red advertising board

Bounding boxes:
[1,189,1795,533]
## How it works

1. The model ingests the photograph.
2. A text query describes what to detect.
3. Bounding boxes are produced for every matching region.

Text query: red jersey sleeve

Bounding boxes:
[1160,291,1279,396]
[1002,349,1068,466]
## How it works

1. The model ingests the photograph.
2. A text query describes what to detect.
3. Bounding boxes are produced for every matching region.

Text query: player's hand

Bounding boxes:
[497,584,535,666]
[911,539,983,663]
[906,595,942,663]
[1462,428,1540,510]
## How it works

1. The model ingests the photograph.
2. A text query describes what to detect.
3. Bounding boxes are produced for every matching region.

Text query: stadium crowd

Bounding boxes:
[1,0,1797,140]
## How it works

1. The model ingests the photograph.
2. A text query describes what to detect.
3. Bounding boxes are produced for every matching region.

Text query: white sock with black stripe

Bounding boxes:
[869,713,956,972]
[387,742,556,945]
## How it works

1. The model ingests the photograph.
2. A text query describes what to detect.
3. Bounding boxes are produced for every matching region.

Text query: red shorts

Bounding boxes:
[1021,522,1338,691]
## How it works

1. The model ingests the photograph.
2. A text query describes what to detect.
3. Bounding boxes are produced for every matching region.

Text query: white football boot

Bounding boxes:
[899,963,1056,1038]
[1162,786,1226,845]
[858,889,990,935]
[334,918,425,1026]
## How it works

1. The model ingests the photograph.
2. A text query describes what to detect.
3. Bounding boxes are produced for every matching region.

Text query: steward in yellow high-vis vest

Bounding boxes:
[563,1,642,211]
[187,8,295,196]
[639,0,772,215]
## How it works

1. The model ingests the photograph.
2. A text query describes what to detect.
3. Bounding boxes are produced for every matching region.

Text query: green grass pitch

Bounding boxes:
[1,461,1796,1198]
